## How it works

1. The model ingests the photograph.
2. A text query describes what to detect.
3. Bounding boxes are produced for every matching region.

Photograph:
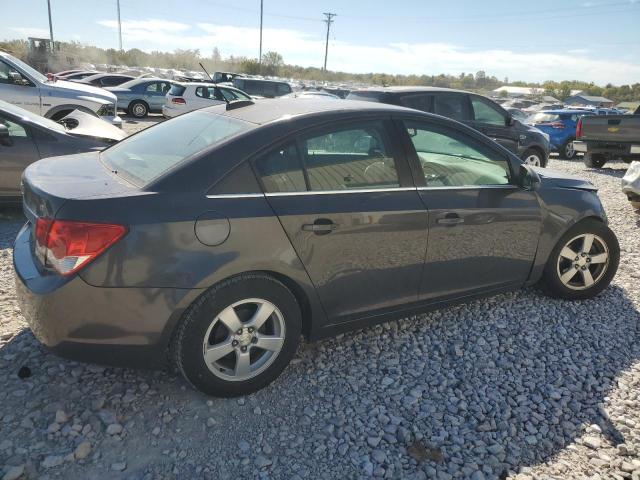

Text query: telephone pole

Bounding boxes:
[117,0,123,51]
[259,0,264,66]
[322,12,336,72]
[47,0,54,46]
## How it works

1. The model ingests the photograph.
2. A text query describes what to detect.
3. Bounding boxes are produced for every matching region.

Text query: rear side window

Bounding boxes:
[254,144,306,193]
[101,111,252,186]
[346,91,383,102]
[302,122,399,191]
[434,94,469,122]
[528,113,560,123]
[169,85,186,96]
[399,94,433,112]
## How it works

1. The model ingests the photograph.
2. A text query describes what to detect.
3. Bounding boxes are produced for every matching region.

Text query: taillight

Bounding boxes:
[576,118,583,138]
[171,97,186,104]
[35,218,126,276]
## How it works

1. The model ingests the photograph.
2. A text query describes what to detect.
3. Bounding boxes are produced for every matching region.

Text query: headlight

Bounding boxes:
[96,104,115,117]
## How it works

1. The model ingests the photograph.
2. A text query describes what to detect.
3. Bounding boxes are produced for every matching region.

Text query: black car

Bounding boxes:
[232,78,292,98]
[15,99,618,397]
[347,87,551,167]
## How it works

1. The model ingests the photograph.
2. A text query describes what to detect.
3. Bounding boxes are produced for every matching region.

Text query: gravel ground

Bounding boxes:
[1,146,639,479]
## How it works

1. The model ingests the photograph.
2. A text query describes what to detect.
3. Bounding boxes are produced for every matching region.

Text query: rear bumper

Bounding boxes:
[13,223,197,368]
[573,140,640,156]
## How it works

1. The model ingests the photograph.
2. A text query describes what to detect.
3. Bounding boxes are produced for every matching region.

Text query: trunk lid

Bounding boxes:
[579,115,640,143]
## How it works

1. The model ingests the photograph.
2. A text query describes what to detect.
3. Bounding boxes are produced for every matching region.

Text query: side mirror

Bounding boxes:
[0,124,11,146]
[519,163,541,191]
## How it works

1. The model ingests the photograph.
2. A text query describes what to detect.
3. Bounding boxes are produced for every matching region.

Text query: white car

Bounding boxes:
[0,51,122,127]
[162,82,252,118]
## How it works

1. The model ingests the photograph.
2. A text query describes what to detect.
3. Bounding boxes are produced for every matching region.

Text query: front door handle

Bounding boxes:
[302,218,337,235]
[436,213,464,225]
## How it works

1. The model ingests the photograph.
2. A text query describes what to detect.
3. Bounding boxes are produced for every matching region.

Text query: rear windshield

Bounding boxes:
[528,113,560,123]
[101,111,252,186]
[169,84,186,96]
[345,91,383,102]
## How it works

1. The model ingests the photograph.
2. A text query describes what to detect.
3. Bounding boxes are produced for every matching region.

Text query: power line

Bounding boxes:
[323,12,336,71]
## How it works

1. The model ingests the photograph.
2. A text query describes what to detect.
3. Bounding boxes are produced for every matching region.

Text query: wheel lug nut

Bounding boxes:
[232,340,238,347]
[236,329,243,335]
[575,256,579,261]
[241,346,247,352]
[248,327,254,333]
[581,266,587,270]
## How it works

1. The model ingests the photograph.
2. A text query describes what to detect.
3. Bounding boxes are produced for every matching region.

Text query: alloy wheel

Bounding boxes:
[556,233,609,290]
[202,298,286,381]
[565,142,575,159]
[523,154,541,167]
[133,104,147,117]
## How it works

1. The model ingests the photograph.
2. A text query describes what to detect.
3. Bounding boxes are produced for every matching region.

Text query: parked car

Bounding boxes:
[0,51,121,126]
[347,87,551,167]
[622,161,640,211]
[573,108,640,168]
[14,99,619,397]
[526,110,593,159]
[56,70,99,81]
[106,78,173,118]
[0,99,125,201]
[162,82,252,118]
[282,91,340,99]
[504,107,528,122]
[232,78,292,98]
[74,72,136,88]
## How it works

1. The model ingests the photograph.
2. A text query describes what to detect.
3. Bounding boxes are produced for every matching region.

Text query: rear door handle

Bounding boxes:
[302,219,337,234]
[436,213,464,225]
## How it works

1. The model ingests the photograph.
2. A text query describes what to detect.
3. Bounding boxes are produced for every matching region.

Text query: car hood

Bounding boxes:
[532,166,597,191]
[49,79,117,102]
[61,110,126,142]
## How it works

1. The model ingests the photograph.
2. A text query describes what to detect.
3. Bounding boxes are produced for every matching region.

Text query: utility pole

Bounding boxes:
[117,0,123,51]
[322,12,336,72]
[47,0,54,46]
[259,0,264,67]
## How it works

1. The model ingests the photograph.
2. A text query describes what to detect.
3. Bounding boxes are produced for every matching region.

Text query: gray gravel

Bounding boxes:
[1,151,639,479]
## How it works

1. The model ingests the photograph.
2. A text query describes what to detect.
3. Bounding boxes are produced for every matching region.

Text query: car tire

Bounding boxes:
[521,148,547,168]
[128,101,148,118]
[584,153,607,168]
[541,219,619,300]
[171,273,302,397]
[559,138,577,160]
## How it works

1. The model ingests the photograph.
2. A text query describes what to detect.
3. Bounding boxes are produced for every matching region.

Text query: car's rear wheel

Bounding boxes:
[128,101,148,118]
[560,138,576,159]
[171,273,301,397]
[521,148,546,167]
[584,153,607,168]
[542,219,619,300]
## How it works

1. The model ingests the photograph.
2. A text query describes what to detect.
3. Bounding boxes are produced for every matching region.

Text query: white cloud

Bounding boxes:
[11,27,51,38]
[94,20,640,85]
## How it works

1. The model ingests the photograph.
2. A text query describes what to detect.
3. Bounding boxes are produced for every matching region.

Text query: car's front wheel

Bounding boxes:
[171,273,301,397]
[542,219,619,300]
[521,148,547,168]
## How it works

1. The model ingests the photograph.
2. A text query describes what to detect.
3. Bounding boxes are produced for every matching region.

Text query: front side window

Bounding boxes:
[101,111,252,186]
[0,61,31,86]
[302,122,399,191]
[405,121,510,187]
[0,116,28,137]
[276,83,291,95]
[471,97,506,125]
[434,94,469,122]
[254,143,306,193]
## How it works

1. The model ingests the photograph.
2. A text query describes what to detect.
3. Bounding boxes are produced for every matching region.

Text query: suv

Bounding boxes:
[348,87,550,167]
[0,51,121,126]
[232,78,292,98]
[526,110,593,160]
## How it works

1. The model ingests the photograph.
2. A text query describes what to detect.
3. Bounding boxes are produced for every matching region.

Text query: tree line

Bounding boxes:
[1,39,638,103]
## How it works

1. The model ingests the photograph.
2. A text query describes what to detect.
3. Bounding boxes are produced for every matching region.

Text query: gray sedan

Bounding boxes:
[14,99,619,397]
[106,78,173,118]
[0,100,125,202]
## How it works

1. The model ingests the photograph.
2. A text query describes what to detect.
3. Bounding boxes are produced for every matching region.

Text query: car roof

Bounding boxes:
[206,98,419,125]
[351,86,470,95]
[537,109,591,114]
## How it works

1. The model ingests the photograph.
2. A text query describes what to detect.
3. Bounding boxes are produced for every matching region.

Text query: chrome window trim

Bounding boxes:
[206,193,265,199]
[264,187,416,197]
[417,184,517,191]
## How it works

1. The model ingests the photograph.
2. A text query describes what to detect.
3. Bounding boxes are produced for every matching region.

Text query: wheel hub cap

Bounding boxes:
[235,328,253,347]
[556,233,609,291]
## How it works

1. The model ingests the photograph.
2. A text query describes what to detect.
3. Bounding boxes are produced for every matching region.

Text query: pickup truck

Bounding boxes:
[573,105,640,168]
[0,51,122,127]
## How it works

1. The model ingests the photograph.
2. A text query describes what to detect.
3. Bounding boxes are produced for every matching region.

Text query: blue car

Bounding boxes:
[527,110,593,159]
[106,78,173,118]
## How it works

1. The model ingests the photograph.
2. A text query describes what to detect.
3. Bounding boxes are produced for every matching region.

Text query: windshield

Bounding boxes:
[5,54,48,83]
[527,113,560,123]
[101,110,253,186]
[0,99,65,132]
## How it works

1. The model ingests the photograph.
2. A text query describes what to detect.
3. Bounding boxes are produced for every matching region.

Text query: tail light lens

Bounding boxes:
[35,218,126,276]
[171,97,186,105]
[576,118,583,138]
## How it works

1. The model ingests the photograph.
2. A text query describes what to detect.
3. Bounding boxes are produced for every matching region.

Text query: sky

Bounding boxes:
[1,0,639,85]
